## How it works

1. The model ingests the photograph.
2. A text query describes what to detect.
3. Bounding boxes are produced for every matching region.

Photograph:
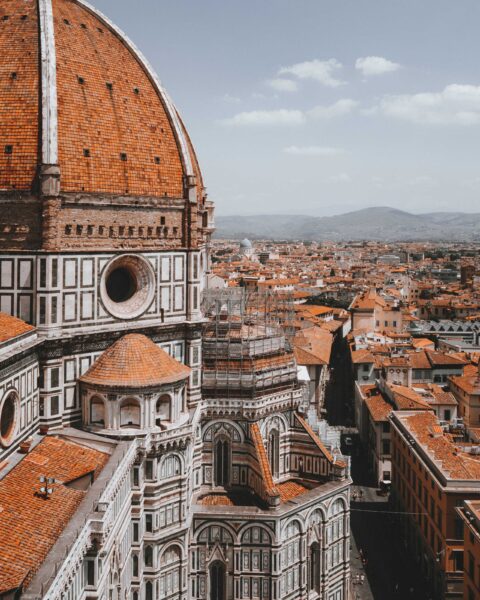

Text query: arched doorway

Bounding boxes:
[209,561,226,600]
[214,438,230,487]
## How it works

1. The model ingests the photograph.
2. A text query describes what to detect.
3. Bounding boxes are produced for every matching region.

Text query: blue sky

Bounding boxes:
[94,0,480,216]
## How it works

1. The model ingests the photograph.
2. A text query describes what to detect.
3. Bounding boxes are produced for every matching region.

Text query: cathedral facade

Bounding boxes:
[0,2,351,599]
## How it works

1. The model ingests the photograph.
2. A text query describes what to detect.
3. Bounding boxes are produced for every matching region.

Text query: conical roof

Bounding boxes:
[80,334,191,389]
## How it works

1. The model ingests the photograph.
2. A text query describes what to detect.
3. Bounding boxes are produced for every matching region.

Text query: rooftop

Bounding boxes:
[0,436,110,594]
[80,334,191,389]
[394,411,480,481]
[0,313,35,345]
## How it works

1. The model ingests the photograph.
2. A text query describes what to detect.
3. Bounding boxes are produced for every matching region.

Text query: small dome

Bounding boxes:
[240,238,252,249]
[80,334,191,389]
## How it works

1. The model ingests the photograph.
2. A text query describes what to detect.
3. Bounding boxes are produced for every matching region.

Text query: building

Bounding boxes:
[239,239,254,258]
[449,365,480,428]
[349,289,405,333]
[0,2,351,599]
[391,410,480,599]
[457,500,480,600]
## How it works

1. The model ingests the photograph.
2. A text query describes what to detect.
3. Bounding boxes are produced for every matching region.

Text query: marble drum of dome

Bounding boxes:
[100,254,156,319]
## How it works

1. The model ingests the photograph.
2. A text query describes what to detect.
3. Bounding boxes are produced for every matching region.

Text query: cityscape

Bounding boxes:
[1,1,480,600]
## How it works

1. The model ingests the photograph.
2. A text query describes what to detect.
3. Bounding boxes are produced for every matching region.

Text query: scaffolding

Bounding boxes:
[201,288,298,399]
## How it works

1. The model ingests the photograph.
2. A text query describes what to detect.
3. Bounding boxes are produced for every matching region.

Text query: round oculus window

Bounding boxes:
[0,390,19,448]
[101,255,155,320]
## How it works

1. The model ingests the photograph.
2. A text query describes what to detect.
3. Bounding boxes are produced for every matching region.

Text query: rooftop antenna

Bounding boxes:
[37,475,56,499]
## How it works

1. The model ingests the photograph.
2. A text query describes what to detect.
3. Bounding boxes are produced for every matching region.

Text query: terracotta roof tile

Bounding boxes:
[0,436,109,593]
[80,334,191,389]
[400,412,480,480]
[365,394,392,422]
[249,423,280,500]
[0,313,35,345]
[277,480,309,502]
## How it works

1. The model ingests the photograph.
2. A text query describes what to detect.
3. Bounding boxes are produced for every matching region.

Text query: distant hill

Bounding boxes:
[214,207,480,242]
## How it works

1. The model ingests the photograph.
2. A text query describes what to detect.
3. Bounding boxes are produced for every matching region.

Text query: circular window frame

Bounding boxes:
[100,254,155,320]
[0,389,20,448]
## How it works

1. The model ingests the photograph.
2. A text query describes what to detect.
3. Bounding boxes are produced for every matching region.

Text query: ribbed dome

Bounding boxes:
[80,334,191,389]
[0,0,203,198]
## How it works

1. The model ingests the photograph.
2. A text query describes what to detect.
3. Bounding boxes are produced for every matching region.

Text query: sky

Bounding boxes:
[94,0,480,217]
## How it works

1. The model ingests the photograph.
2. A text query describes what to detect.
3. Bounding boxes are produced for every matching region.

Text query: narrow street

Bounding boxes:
[326,343,432,600]
[348,451,432,600]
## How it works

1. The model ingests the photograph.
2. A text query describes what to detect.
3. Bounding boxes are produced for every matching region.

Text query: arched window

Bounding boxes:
[156,394,171,427]
[144,545,153,567]
[120,400,140,428]
[132,554,139,577]
[90,396,105,426]
[309,542,320,593]
[160,454,182,479]
[268,429,280,478]
[214,438,230,487]
[209,561,226,600]
[160,546,182,597]
[145,581,153,600]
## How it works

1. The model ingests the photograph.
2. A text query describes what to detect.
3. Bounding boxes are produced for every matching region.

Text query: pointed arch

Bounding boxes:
[268,428,280,479]
[214,436,230,487]
[309,541,321,593]
[209,560,226,600]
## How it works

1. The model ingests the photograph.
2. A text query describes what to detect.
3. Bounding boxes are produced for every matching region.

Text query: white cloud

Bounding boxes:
[222,109,306,126]
[377,84,480,125]
[251,92,267,100]
[284,145,344,156]
[279,59,345,88]
[308,99,358,119]
[407,175,437,187]
[220,93,241,103]
[267,78,298,92]
[355,56,401,77]
[327,173,351,183]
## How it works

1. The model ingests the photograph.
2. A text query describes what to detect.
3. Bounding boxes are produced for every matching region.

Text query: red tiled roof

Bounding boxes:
[250,423,279,500]
[389,384,432,411]
[401,412,480,480]
[277,480,309,502]
[365,394,392,422]
[0,436,109,594]
[294,327,333,366]
[199,494,234,507]
[80,334,191,388]
[0,313,35,345]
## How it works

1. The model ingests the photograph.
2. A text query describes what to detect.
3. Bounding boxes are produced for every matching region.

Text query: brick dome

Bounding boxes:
[0,0,202,196]
[80,334,191,389]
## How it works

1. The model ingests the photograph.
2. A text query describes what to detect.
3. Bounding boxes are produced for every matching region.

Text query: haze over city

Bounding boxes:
[95,0,480,216]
